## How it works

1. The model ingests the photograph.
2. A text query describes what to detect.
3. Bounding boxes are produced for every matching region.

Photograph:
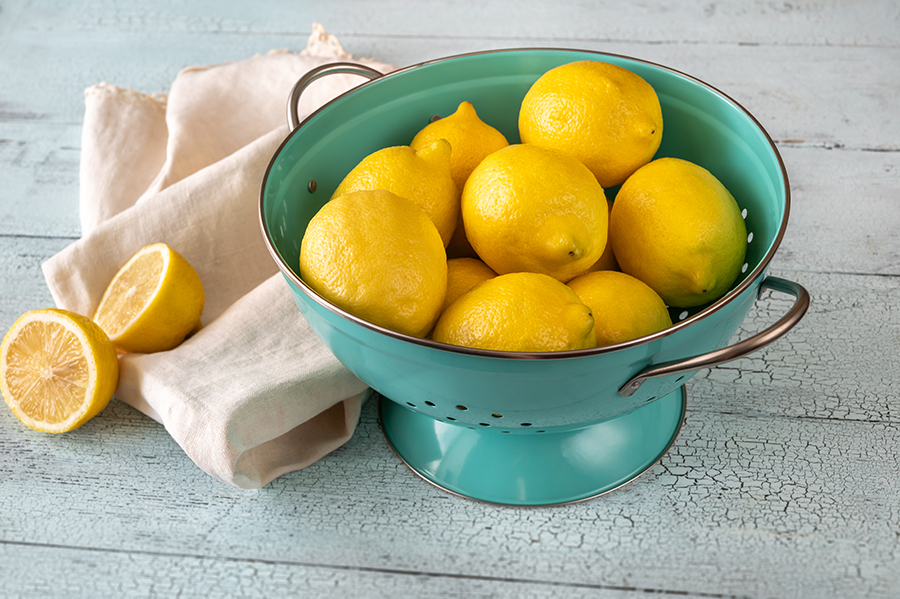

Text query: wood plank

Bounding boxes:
[2,131,896,277]
[0,18,898,151]
[1,225,897,429]
[0,543,685,599]
[0,235,71,332]
[776,148,900,276]
[16,0,900,48]
[0,123,81,238]
[691,269,900,422]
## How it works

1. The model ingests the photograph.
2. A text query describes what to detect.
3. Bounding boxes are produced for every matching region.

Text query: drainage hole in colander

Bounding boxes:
[521,422,532,427]
[406,402,416,407]
[456,404,468,411]
[536,430,546,433]
[446,416,456,421]
[502,430,510,434]
[430,114,441,123]
[742,208,748,219]
[645,396,657,403]
[479,423,490,427]
[742,263,749,273]
[424,401,435,407]
[491,413,503,418]
[679,310,689,321]
[747,232,754,243]
[676,376,684,382]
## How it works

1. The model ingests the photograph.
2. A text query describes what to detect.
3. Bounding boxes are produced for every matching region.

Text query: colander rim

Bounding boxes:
[259,47,791,361]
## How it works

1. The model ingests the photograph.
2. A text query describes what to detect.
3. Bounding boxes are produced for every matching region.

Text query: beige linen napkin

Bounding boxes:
[41,25,395,489]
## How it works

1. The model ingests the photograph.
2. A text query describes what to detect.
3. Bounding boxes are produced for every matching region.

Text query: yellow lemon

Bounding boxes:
[442,257,497,312]
[519,60,663,188]
[94,243,205,354]
[610,157,748,308]
[567,271,672,347]
[432,272,595,352]
[584,197,619,273]
[300,190,447,338]
[1,309,118,433]
[411,101,510,193]
[411,101,510,259]
[462,144,608,282]
[331,140,459,247]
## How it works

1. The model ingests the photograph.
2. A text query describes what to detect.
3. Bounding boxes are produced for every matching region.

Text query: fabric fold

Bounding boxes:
[43,24,394,488]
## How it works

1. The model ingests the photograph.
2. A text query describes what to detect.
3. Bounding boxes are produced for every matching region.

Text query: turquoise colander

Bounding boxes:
[259,49,809,506]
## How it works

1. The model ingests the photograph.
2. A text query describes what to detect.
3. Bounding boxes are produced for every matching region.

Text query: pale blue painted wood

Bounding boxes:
[1,1,899,597]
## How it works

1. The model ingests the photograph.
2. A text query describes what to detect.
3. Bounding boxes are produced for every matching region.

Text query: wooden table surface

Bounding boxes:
[1,1,899,597]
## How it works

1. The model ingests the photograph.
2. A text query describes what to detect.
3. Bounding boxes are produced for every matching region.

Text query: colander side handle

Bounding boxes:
[619,276,810,397]
[287,62,384,131]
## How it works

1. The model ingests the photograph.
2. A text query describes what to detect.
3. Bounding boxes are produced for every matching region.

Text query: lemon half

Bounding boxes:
[94,243,205,353]
[1,309,119,433]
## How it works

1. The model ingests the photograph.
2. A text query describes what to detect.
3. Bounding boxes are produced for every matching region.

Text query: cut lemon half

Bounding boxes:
[1,308,119,433]
[94,243,205,354]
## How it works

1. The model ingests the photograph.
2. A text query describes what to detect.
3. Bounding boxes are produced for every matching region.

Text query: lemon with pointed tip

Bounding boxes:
[519,60,663,188]
[442,257,497,312]
[331,140,458,247]
[94,243,205,354]
[1,308,119,433]
[610,157,748,308]
[411,101,510,259]
[300,190,447,338]
[432,272,595,352]
[462,144,608,282]
[411,101,509,192]
[567,271,672,347]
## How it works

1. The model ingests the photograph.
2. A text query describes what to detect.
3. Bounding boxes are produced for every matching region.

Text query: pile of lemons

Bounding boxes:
[302,60,748,353]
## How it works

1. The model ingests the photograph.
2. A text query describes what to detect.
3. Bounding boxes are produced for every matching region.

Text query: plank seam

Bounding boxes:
[0,233,79,241]
[250,31,900,50]
[0,539,753,598]
[691,409,900,427]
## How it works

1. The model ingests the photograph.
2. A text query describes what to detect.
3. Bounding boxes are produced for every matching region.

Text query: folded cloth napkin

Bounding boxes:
[41,24,395,489]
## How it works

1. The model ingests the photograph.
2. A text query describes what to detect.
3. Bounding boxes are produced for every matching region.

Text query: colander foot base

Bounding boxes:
[377,387,686,506]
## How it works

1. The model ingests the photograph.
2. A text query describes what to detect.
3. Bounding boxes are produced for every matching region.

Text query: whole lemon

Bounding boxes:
[300,190,447,338]
[519,60,663,188]
[432,272,595,352]
[331,140,459,247]
[442,257,498,312]
[411,101,509,192]
[462,144,608,282]
[411,101,510,259]
[610,157,748,308]
[583,197,619,273]
[567,271,672,347]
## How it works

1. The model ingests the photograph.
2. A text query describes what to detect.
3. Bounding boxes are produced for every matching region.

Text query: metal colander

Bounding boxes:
[259,49,809,505]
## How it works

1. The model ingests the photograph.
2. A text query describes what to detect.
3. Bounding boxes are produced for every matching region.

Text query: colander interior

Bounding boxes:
[263,49,786,328]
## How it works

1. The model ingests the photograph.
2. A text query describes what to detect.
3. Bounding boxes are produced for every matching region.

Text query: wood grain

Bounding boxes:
[1,0,899,597]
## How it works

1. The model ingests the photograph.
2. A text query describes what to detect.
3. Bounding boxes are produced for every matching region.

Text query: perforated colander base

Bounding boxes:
[378,385,686,506]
